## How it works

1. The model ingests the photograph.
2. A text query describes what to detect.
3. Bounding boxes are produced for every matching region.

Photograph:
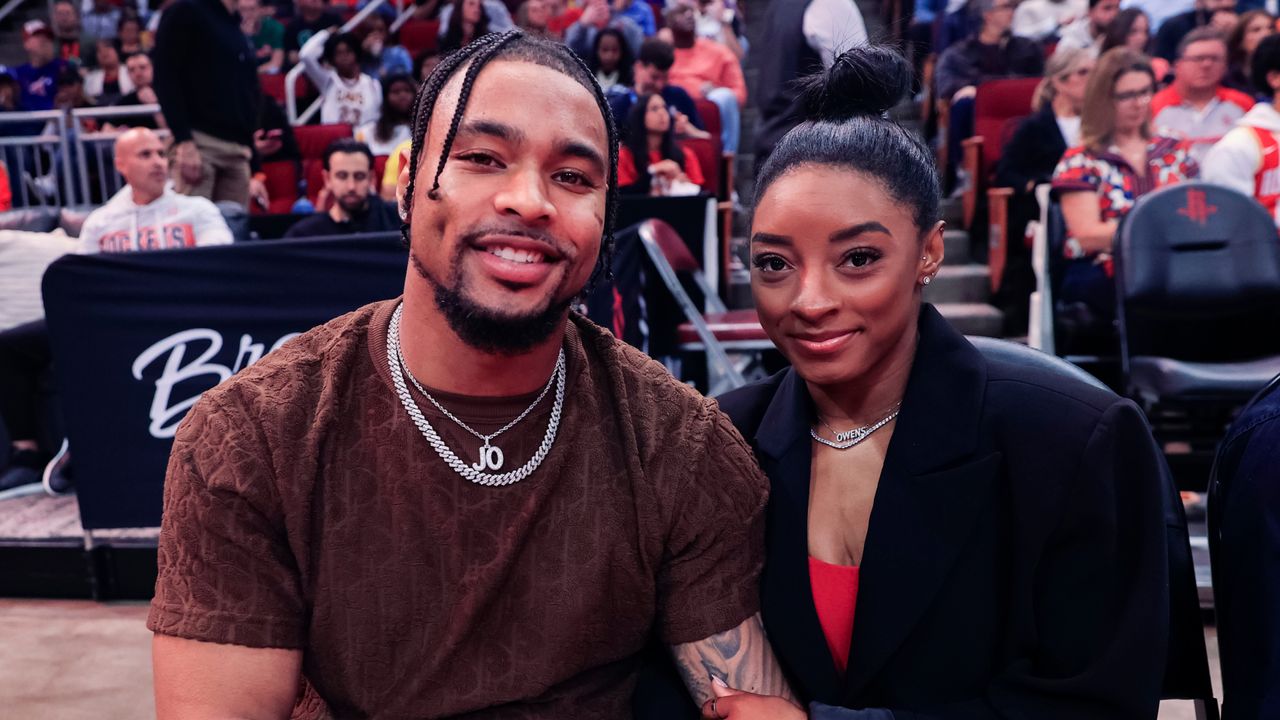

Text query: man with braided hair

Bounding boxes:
[149,30,793,719]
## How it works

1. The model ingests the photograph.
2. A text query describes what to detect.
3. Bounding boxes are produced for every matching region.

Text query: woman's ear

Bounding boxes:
[918,220,946,286]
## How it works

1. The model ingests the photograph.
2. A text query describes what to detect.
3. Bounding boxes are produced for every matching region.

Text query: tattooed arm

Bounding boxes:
[670,612,797,706]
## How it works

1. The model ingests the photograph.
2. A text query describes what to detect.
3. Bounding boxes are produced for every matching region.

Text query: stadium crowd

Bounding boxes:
[0,0,1278,717]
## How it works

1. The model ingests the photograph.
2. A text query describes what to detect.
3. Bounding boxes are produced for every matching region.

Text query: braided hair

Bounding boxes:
[400,29,620,287]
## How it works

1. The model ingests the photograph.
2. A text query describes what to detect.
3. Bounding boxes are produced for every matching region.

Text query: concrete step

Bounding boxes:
[942,229,970,265]
[936,302,1005,338]
[940,196,964,227]
[922,264,989,304]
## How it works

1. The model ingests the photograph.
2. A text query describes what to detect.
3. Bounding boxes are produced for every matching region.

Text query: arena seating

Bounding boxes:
[960,78,1039,229]
[257,160,301,215]
[295,123,355,206]
[260,74,315,106]
[399,19,440,59]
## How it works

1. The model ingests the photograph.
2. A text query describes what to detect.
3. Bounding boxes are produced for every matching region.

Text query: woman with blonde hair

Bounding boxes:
[990,46,1093,332]
[1050,47,1197,331]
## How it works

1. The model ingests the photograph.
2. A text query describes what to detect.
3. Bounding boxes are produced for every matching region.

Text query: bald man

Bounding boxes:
[78,128,233,254]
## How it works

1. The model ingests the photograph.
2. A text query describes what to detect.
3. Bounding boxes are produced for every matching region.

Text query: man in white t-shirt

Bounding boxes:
[299,29,383,127]
[1012,0,1086,41]
[79,127,233,254]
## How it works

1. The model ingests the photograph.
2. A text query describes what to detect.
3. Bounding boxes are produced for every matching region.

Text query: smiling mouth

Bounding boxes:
[485,245,549,264]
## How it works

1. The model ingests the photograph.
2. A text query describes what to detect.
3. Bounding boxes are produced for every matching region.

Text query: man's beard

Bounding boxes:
[409,235,576,356]
[338,193,370,217]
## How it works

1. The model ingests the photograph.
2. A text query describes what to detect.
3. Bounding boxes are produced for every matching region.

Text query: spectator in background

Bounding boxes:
[546,0,583,37]
[359,13,413,78]
[1120,0,1193,34]
[1013,0,1086,41]
[993,46,1094,333]
[50,0,86,66]
[1204,34,1280,227]
[590,27,634,91]
[250,91,301,209]
[84,39,134,104]
[1052,48,1197,330]
[613,0,656,37]
[285,139,398,237]
[1155,0,1239,62]
[618,92,703,195]
[115,15,148,56]
[355,73,413,156]
[154,0,262,207]
[299,30,383,126]
[694,0,746,62]
[15,22,66,111]
[607,38,704,138]
[1057,0,1121,54]
[413,48,441,83]
[935,0,1043,189]
[516,0,554,38]
[1226,9,1275,94]
[112,51,166,129]
[1101,8,1169,80]
[440,0,496,51]
[80,127,234,253]
[664,0,745,152]
[753,0,867,170]
[565,0,644,60]
[241,0,286,74]
[1152,28,1255,162]
[285,0,343,66]
[81,0,122,44]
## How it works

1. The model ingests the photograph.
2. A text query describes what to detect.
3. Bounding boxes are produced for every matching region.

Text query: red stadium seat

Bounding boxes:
[373,154,389,193]
[296,124,354,204]
[960,77,1039,229]
[260,73,314,106]
[400,20,440,59]
[256,160,300,215]
[693,98,720,145]
[681,137,719,196]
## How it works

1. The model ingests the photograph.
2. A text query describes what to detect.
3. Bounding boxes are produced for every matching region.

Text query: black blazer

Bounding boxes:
[716,305,1170,719]
[992,105,1068,196]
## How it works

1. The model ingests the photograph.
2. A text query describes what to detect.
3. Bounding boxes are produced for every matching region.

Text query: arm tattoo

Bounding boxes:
[670,613,796,705]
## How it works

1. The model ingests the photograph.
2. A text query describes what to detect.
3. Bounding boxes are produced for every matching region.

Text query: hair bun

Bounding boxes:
[797,44,913,122]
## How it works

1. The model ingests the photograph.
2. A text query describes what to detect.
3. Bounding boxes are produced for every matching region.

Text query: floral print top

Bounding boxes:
[1051,136,1199,260]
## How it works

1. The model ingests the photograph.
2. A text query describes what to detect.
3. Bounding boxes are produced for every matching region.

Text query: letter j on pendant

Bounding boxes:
[472,441,505,472]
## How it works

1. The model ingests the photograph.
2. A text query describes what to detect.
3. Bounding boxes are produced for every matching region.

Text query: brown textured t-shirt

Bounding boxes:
[148,298,768,719]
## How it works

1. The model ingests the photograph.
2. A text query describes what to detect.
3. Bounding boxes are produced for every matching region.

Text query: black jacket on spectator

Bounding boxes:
[716,304,1170,719]
[257,93,300,164]
[284,197,399,238]
[153,0,261,147]
[753,0,824,170]
[935,32,1043,102]
[113,91,160,129]
[1211,378,1280,720]
[1154,9,1212,62]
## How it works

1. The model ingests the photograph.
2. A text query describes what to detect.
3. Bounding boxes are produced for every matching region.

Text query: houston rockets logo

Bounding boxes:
[1177,189,1217,226]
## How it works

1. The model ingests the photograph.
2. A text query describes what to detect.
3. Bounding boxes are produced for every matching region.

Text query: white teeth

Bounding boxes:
[487,246,544,264]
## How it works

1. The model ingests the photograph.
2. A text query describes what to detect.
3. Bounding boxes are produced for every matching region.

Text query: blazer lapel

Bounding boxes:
[839,306,1004,703]
[754,370,844,702]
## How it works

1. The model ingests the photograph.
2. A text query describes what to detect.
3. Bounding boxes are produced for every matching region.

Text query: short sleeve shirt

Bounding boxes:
[148,299,768,718]
[253,16,285,54]
[1051,136,1198,259]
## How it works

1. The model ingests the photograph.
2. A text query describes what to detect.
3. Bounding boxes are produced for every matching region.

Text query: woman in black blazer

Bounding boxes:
[698,46,1169,720]
[990,46,1092,334]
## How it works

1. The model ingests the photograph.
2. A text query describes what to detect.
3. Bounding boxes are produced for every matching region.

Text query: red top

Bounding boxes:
[808,555,860,675]
[617,146,705,190]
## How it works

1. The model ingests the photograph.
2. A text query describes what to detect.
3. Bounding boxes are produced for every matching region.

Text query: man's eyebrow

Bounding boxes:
[555,139,606,176]
[457,120,526,144]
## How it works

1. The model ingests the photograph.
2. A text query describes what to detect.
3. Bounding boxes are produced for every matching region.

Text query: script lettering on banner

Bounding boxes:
[131,328,300,439]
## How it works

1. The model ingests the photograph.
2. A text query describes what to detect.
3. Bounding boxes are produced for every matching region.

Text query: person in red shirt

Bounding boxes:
[618,92,705,195]
[664,0,744,152]
[1150,27,1256,162]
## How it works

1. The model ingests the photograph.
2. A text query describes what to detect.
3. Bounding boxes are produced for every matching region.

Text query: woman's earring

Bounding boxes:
[922,275,932,285]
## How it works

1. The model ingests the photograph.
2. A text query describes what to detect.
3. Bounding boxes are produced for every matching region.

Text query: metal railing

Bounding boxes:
[0,106,170,209]
[0,110,77,209]
[285,0,407,126]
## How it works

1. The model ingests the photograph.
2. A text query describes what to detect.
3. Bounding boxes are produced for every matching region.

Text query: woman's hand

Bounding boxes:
[649,159,684,180]
[700,678,807,720]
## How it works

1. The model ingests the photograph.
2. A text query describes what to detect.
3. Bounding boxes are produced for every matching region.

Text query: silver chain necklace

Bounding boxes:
[386,303,565,486]
[810,404,901,450]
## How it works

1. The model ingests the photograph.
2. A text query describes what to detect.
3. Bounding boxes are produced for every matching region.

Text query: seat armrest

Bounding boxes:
[987,186,1014,293]
[961,135,984,229]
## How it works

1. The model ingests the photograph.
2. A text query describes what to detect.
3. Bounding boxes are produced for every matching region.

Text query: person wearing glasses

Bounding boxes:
[1152,27,1257,163]
[1051,47,1198,335]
